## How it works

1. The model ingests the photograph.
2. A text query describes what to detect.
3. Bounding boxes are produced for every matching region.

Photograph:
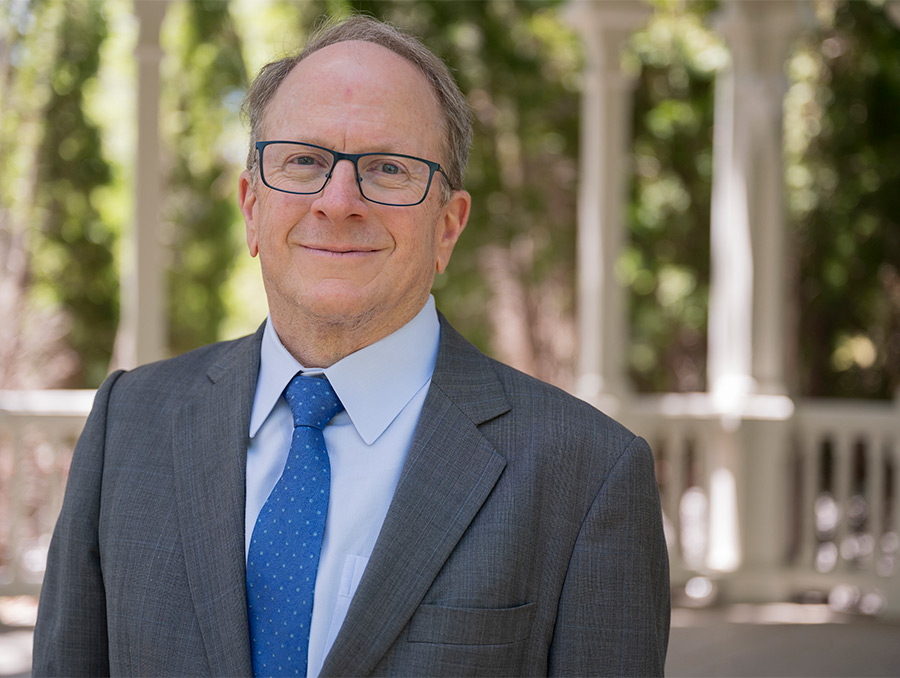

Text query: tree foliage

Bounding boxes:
[626,1,719,392]
[2,0,899,400]
[0,0,115,388]
[162,0,248,356]
[34,0,116,387]
[790,0,900,398]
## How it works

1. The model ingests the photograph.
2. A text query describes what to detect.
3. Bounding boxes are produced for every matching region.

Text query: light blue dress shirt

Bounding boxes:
[245,296,440,678]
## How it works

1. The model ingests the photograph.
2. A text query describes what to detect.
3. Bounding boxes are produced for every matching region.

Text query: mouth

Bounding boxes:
[301,244,382,256]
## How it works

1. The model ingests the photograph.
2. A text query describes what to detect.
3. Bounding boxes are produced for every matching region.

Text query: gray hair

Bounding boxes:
[242,15,472,201]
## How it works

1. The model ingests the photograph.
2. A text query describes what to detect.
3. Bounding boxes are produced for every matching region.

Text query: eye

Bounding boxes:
[287,153,321,167]
[362,155,411,177]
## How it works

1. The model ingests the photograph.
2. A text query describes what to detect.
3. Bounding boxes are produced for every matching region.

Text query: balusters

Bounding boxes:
[4,423,25,588]
[797,430,821,568]
[891,438,900,570]
[664,425,687,564]
[832,432,853,572]
[866,436,886,569]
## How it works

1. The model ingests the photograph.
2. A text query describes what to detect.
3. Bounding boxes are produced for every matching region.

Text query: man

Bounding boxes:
[33,16,669,678]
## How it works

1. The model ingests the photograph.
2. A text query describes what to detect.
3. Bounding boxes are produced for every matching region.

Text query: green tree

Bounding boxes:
[626,1,719,392]
[792,0,900,398]
[31,0,117,387]
[162,0,248,356]
[6,0,898,399]
[0,0,62,388]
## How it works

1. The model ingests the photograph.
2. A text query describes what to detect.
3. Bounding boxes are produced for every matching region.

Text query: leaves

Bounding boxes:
[791,0,900,398]
[161,0,248,356]
[626,1,717,392]
[33,0,117,387]
[3,0,898,398]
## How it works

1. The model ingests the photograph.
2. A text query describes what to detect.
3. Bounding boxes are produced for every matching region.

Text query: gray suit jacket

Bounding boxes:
[33,317,669,677]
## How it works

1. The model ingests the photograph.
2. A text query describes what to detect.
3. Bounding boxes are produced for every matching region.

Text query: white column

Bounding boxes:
[566,0,651,408]
[115,0,168,369]
[708,0,808,401]
[709,0,809,603]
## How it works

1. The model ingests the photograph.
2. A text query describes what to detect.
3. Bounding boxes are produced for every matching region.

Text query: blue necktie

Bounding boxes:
[246,375,343,677]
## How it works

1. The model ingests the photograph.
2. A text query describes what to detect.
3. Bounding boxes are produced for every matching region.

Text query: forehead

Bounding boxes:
[263,41,444,155]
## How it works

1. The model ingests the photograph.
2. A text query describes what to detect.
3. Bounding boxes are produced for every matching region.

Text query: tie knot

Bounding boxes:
[284,375,343,430]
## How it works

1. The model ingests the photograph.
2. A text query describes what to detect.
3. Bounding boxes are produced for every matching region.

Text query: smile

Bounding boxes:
[301,244,382,256]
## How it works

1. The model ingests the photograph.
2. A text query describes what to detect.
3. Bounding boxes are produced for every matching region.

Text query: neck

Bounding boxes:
[269,302,425,368]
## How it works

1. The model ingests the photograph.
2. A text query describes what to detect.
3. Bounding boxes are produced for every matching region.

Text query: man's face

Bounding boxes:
[239,41,470,355]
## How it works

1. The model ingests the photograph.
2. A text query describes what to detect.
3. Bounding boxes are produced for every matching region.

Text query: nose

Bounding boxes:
[311,159,368,221]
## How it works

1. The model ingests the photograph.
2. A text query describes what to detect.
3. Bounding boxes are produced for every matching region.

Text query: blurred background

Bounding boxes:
[3,0,900,394]
[1,0,900,675]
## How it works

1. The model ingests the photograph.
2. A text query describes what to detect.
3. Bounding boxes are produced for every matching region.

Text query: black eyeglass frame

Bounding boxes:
[255,140,448,207]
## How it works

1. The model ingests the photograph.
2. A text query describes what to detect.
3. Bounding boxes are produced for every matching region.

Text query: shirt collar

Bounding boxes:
[249,296,440,445]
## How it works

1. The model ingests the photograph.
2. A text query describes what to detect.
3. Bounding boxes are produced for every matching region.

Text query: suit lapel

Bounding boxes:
[321,319,510,677]
[172,328,263,677]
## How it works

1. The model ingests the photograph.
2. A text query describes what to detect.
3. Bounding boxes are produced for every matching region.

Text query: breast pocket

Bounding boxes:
[407,602,535,645]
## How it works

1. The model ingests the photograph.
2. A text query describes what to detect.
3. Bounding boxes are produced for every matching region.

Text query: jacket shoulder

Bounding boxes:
[104,329,262,403]
[437,316,638,445]
[491,356,637,444]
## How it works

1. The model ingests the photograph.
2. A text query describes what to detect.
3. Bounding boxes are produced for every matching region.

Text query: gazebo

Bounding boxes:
[568,0,900,614]
[1,0,899,617]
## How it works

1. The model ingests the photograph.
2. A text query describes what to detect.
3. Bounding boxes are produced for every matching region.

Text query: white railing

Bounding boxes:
[789,400,900,614]
[2,388,899,618]
[0,390,94,596]
[621,393,765,588]
[620,393,900,618]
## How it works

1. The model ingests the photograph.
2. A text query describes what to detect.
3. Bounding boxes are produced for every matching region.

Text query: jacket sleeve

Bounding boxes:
[548,434,671,677]
[32,370,124,677]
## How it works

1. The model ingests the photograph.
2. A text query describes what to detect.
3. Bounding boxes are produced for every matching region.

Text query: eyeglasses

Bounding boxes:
[255,141,447,207]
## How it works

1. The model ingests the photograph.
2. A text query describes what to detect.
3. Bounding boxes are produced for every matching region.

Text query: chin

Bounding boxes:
[300,289,380,325]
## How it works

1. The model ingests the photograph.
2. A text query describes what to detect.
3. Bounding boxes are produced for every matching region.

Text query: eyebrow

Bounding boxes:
[284,138,417,157]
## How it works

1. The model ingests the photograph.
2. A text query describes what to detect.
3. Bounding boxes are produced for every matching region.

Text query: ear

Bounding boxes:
[239,170,260,257]
[434,189,471,275]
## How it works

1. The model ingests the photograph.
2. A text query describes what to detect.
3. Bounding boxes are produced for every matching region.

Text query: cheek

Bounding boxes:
[257,197,303,245]
[399,218,439,269]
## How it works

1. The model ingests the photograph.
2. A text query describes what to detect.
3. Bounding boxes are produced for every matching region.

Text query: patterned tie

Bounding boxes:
[246,374,343,677]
